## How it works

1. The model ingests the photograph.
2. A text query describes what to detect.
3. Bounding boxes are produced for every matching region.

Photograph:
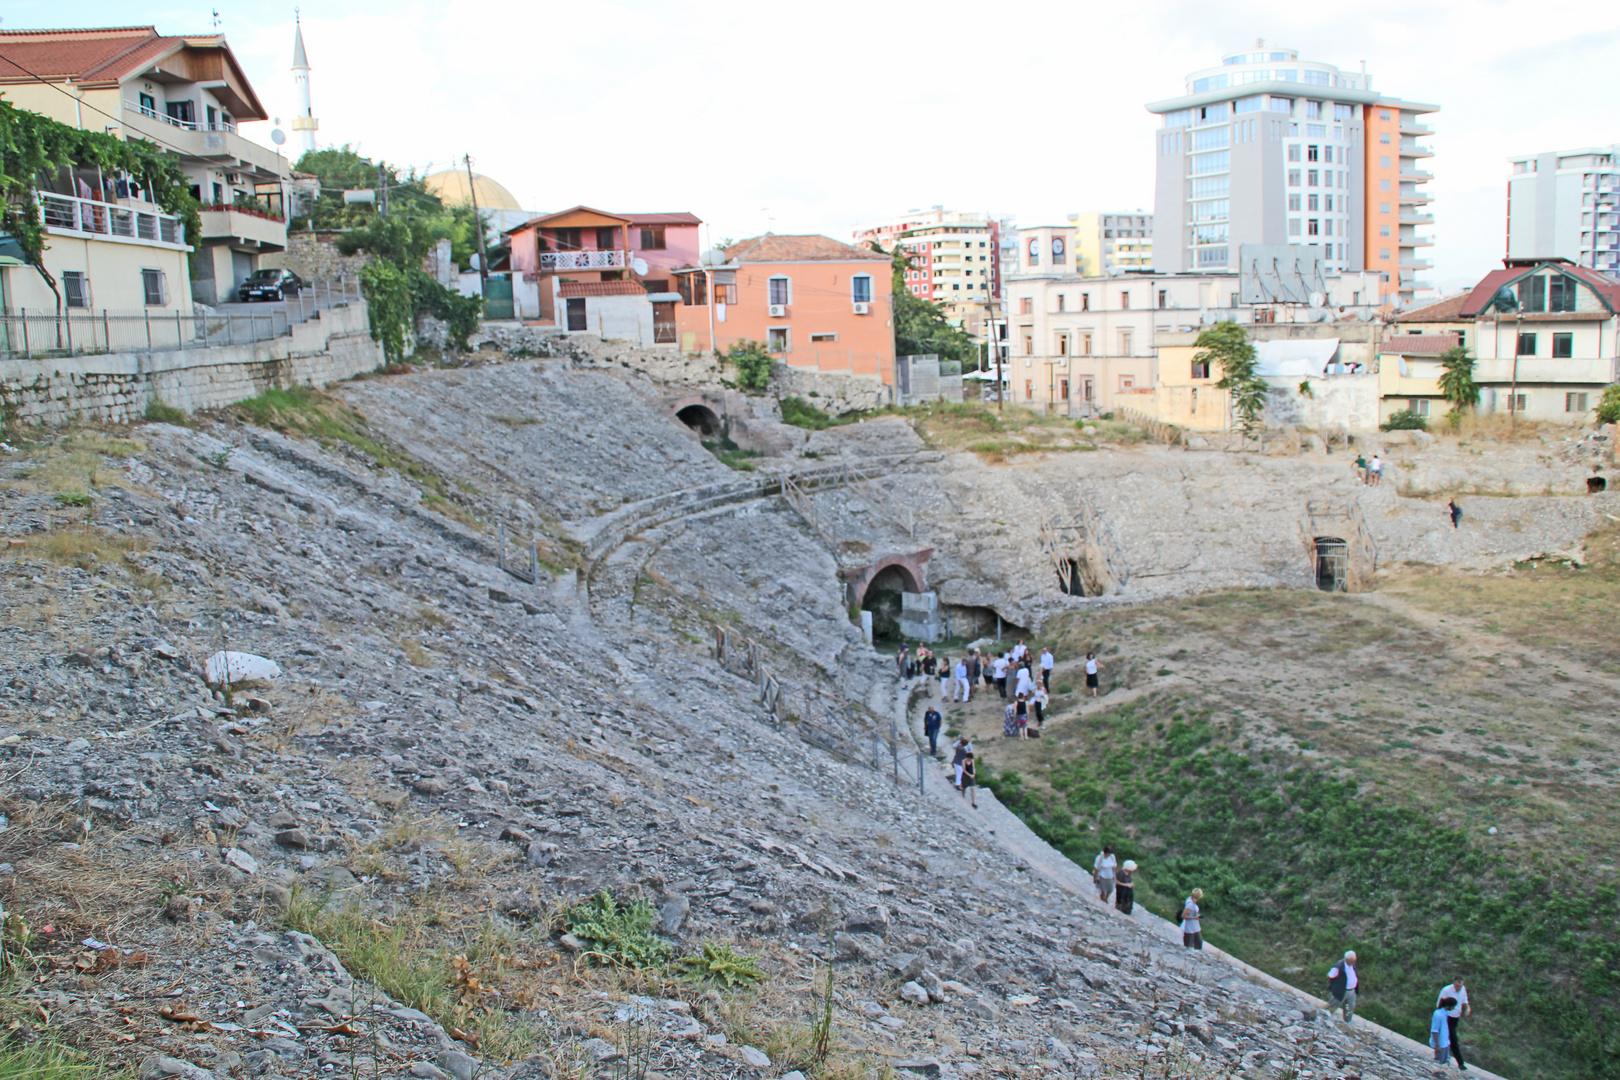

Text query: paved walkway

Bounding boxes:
[896,680,1509,1080]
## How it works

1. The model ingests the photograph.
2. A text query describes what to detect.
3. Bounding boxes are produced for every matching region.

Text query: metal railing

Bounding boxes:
[538,250,628,271]
[39,191,184,247]
[125,101,236,133]
[713,623,929,793]
[0,277,360,360]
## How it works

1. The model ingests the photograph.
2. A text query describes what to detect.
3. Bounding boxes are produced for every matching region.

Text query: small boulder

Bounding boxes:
[413,776,449,796]
[659,896,690,936]
[900,981,931,1006]
[526,841,558,867]
[275,829,312,850]
[844,904,890,935]
[740,1045,770,1068]
[223,848,258,875]
[203,651,281,688]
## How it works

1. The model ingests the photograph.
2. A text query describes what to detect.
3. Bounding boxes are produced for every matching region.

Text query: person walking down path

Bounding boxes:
[1014,693,1030,739]
[1084,652,1103,698]
[1327,951,1360,1024]
[896,645,909,679]
[923,706,943,756]
[1368,454,1384,487]
[938,657,952,702]
[1093,845,1117,903]
[951,736,973,789]
[992,652,1009,699]
[1030,683,1048,731]
[1114,859,1136,915]
[954,657,972,702]
[1437,978,1471,1070]
[1014,662,1034,699]
[967,651,983,692]
[1040,646,1055,690]
[959,753,978,808]
[1430,997,1456,1067]
[1447,498,1463,530]
[1180,888,1204,949]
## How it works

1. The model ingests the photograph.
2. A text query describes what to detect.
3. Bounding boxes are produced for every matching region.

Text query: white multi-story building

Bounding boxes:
[1506,147,1620,274]
[852,207,1001,336]
[1146,44,1437,304]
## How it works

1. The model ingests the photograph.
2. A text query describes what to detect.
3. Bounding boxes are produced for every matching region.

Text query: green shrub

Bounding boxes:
[779,395,836,430]
[1597,383,1620,425]
[1380,409,1429,432]
[563,890,671,968]
[143,399,189,426]
[673,940,765,987]
[727,340,774,391]
[52,492,91,507]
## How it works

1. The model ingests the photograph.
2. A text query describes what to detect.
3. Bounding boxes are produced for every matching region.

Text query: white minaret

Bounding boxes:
[290,14,317,155]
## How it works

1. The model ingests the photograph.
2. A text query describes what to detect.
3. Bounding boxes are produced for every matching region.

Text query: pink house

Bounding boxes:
[504,206,701,323]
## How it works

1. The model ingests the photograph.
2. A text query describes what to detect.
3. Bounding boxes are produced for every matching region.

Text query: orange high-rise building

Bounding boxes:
[1364,97,1438,306]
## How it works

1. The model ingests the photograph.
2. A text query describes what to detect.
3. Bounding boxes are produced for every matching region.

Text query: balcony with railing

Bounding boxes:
[1399,141,1434,158]
[39,191,186,249]
[121,101,288,179]
[1400,119,1434,136]
[198,199,288,250]
[537,249,629,272]
[1399,212,1435,225]
[1400,168,1434,181]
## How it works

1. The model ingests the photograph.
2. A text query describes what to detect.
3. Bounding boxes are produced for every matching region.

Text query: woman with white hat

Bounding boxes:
[1114,859,1137,915]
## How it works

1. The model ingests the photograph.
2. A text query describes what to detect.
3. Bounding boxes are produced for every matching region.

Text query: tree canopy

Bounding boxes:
[1437,344,1480,423]
[873,242,980,368]
[1197,321,1268,435]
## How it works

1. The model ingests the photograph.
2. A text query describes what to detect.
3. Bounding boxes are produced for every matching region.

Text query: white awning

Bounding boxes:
[1255,337,1339,379]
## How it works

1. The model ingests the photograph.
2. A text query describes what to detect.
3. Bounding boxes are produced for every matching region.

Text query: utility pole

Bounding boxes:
[376,163,387,215]
[1509,310,1521,435]
[993,299,1004,411]
[464,153,489,293]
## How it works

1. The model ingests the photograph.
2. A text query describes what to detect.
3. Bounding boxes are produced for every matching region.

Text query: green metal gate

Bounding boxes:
[482,277,514,320]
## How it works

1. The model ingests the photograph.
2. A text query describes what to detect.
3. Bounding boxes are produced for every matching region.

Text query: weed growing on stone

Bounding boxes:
[142,399,189,426]
[672,940,765,988]
[561,890,671,968]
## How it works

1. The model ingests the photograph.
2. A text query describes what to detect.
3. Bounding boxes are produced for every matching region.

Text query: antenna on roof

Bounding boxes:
[212,8,220,28]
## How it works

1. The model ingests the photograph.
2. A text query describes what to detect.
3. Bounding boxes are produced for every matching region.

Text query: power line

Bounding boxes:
[0,51,198,159]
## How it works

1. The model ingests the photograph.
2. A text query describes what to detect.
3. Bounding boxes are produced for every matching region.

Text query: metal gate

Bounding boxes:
[483,276,514,320]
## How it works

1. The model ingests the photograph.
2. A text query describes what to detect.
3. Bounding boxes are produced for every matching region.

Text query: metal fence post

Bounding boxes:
[918,751,925,795]
[102,310,109,352]
[144,310,152,352]
[21,309,29,359]
[64,308,73,354]
[176,310,183,350]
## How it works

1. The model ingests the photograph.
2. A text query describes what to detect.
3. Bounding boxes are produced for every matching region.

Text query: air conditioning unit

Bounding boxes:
[768,304,787,317]
[852,302,871,315]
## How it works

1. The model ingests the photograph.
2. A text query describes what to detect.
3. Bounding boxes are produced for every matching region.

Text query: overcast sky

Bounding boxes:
[10,0,1620,293]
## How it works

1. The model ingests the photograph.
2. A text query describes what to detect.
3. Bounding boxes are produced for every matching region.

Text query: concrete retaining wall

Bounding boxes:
[0,301,383,426]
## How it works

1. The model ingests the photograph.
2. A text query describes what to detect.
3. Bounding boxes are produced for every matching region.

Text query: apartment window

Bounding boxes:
[1552,332,1574,358]
[212,182,224,205]
[1080,332,1093,355]
[1517,332,1537,355]
[1307,170,1319,187]
[1307,195,1320,211]
[1380,225,1391,237]
[768,276,791,306]
[1028,237,1040,266]
[1380,179,1391,191]
[1056,333,1070,356]
[141,268,168,306]
[1052,237,1066,264]
[1119,374,1135,392]
[851,274,872,304]
[715,283,738,305]
[1020,297,1033,315]
[1288,170,1301,186]
[62,271,90,309]
[767,327,790,353]
[809,332,838,343]
[1289,219,1302,236]
[1509,393,1529,412]
[1056,293,1067,313]
[1380,132,1391,145]
[1308,219,1320,236]
[1567,392,1590,412]
[1379,155,1392,169]
[638,226,666,250]
[1380,110,1391,121]
[1288,145,1301,162]
[1408,398,1431,416]
[1380,202,1391,213]
[138,92,156,116]
[1158,289,1168,309]
[1191,359,1211,379]
[1119,329,1133,354]
[1549,275,1577,312]
[554,227,582,250]
[1288,194,1301,211]
[1307,145,1319,162]
[1022,329,1033,354]
[1081,292,1090,311]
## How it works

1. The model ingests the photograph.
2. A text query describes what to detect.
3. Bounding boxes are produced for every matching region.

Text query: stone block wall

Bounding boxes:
[0,301,384,427]
[772,365,891,414]
[260,231,374,283]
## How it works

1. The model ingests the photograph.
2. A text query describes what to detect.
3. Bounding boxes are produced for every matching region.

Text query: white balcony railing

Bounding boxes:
[125,101,236,133]
[39,191,185,248]
[538,249,627,271]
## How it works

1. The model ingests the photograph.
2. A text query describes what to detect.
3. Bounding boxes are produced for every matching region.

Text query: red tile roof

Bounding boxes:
[557,281,648,298]
[624,212,702,226]
[1394,294,1468,323]
[724,233,890,264]
[1461,261,1620,317]
[1380,334,1461,356]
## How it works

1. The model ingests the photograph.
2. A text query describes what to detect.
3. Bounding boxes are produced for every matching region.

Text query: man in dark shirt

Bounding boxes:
[922,706,943,756]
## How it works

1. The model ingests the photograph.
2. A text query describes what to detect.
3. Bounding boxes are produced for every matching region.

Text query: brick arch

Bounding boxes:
[667,393,727,437]
[843,549,933,610]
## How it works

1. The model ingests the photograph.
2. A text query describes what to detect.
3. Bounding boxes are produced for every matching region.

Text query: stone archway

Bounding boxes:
[671,395,725,437]
[842,549,932,612]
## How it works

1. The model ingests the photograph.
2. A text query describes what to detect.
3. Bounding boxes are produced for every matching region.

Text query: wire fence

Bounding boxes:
[0,277,361,360]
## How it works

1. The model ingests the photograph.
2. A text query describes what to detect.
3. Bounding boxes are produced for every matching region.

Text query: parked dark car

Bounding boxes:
[237,268,304,302]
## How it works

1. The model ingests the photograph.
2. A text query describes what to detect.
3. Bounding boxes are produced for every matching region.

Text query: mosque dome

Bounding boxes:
[422,170,523,211]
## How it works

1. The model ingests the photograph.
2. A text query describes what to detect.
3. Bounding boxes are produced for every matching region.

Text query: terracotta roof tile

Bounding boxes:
[724,233,890,264]
[1395,293,1468,322]
[1380,334,1462,356]
[557,281,648,298]
[0,27,176,87]
[624,212,702,226]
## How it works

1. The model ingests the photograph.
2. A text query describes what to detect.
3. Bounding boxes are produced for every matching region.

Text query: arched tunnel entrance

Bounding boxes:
[676,404,723,437]
[861,564,919,642]
[1314,536,1348,592]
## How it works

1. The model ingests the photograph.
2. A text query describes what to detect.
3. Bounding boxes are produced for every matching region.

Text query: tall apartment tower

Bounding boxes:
[290,16,318,155]
[1146,45,1436,304]
[1506,147,1620,274]
[1068,211,1153,275]
[851,207,1002,336]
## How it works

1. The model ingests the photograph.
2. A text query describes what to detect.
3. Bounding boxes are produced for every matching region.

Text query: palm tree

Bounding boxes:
[1437,345,1479,426]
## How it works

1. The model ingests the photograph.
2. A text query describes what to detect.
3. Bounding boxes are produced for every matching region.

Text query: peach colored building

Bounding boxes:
[673,235,895,382]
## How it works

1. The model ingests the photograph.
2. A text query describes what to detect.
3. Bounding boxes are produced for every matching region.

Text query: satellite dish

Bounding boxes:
[1309,291,1326,308]
[271,128,287,146]
[632,257,649,275]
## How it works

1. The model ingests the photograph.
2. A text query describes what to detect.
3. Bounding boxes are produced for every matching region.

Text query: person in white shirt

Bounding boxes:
[1436,977,1471,1070]
[1011,639,1028,663]
[1014,663,1033,699]
[1084,652,1103,697]
[1039,647,1054,690]
[1092,845,1117,902]
[1368,454,1383,486]
[953,659,971,702]
[1327,951,1359,1023]
[991,654,1009,699]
